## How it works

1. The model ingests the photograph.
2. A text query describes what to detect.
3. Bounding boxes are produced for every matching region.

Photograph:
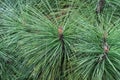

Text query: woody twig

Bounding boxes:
[102,31,109,59]
[96,0,105,14]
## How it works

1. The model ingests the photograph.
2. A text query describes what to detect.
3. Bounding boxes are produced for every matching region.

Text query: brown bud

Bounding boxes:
[58,27,63,40]
[58,27,63,35]
[104,43,109,53]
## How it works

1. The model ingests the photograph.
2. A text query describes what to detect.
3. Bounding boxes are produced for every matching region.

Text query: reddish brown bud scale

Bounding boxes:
[104,45,109,53]
[58,27,63,35]
[104,42,109,53]
[58,27,63,40]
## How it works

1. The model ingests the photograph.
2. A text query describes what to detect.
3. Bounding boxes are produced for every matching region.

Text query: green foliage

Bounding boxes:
[0,0,120,80]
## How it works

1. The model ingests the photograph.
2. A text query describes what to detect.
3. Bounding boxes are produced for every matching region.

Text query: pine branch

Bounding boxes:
[96,0,105,14]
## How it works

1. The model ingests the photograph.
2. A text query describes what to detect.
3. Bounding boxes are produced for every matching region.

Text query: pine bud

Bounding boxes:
[58,27,63,35]
[58,27,63,40]
[104,42,109,53]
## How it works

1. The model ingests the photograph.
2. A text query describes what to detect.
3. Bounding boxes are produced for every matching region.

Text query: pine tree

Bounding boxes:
[0,0,120,80]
